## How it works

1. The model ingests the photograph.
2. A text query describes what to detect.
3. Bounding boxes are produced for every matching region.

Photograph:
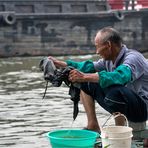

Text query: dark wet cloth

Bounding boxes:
[39,57,80,120]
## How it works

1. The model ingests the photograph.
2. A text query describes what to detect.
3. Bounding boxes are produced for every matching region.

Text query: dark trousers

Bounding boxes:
[81,82,147,122]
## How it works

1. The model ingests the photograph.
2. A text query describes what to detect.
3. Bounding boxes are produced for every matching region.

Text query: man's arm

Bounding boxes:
[69,69,99,82]
[99,64,132,88]
[48,56,67,68]
[66,60,96,73]
[69,65,132,88]
[49,56,96,73]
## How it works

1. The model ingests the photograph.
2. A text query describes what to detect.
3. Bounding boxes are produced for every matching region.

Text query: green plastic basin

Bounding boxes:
[46,129,99,148]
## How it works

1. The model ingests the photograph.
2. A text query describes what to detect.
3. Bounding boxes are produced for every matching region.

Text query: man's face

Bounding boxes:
[95,39,111,60]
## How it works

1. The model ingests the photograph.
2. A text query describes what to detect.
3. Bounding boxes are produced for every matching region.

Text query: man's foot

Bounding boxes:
[83,127,100,133]
[144,138,148,148]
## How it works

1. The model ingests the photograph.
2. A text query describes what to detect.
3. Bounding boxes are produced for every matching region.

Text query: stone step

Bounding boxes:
[133,126,148,139]
[129,121,148,139]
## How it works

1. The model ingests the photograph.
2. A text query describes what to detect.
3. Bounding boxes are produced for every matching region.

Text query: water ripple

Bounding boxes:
[0,56,110,148]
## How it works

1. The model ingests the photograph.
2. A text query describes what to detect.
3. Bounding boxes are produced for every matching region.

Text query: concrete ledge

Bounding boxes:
[129,121,146,131]
[129,121,148,139]
[133,126,148,139]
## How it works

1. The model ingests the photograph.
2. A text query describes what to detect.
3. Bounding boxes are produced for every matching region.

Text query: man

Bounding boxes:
[49,27,148,135]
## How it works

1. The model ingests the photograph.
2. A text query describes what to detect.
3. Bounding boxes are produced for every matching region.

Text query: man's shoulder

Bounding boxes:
[125,48,143,58]
[124,48,148,67]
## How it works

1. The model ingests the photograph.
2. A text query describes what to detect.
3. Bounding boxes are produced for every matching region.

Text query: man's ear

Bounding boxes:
[107,40,111,48]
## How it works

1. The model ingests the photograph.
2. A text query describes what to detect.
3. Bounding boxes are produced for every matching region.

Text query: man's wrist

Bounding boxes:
[84,73,99,82]
[55,60,67,67]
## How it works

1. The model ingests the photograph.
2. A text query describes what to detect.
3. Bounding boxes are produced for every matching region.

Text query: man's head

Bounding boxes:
[94,27,123,61]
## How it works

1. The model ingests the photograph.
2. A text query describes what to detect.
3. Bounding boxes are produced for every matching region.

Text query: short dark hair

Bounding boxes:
[99,27,123,47]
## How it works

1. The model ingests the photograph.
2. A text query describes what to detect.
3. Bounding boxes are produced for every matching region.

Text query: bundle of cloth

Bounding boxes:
[39,57,80,120]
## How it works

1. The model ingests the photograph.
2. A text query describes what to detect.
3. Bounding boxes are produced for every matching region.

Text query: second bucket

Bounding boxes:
[101,114,133,148]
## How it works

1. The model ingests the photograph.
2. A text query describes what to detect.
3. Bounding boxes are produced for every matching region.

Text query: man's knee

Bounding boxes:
[104,96,126,114]
[104,86,127,114]
[81,82,102,98]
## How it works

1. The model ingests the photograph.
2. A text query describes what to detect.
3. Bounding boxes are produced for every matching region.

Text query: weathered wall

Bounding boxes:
[0,1,148,57]
[0,0,109,13]
[116,10,148,52]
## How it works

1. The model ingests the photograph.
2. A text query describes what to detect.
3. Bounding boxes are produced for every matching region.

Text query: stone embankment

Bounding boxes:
[0,0,148,57]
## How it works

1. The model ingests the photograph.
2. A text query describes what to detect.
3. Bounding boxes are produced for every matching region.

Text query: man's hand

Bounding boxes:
[48,56,67,68]
[69,69,99,83]
[69,69,85,82]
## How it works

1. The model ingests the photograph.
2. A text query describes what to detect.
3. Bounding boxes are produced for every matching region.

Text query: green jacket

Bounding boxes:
[66,59,131,88]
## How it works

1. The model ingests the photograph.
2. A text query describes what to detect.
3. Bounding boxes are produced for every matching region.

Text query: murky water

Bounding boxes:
[0,55,111,148]
[0,54,147,148]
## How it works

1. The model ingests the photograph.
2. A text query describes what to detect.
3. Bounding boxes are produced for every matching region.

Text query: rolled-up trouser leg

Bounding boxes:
[81,83,147,122]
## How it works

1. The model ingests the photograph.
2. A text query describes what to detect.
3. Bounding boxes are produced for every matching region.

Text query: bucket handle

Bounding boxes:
[114,113,129,127]
[101,113,129,139]
[102,113,129,128]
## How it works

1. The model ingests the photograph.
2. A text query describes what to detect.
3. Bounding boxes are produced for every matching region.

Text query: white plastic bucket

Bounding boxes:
[101,135,133,148]
[101,114,133,148]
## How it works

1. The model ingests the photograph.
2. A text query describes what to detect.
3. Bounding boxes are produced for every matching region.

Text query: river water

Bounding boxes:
[0,54,147,148]
[0,55,111,148]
